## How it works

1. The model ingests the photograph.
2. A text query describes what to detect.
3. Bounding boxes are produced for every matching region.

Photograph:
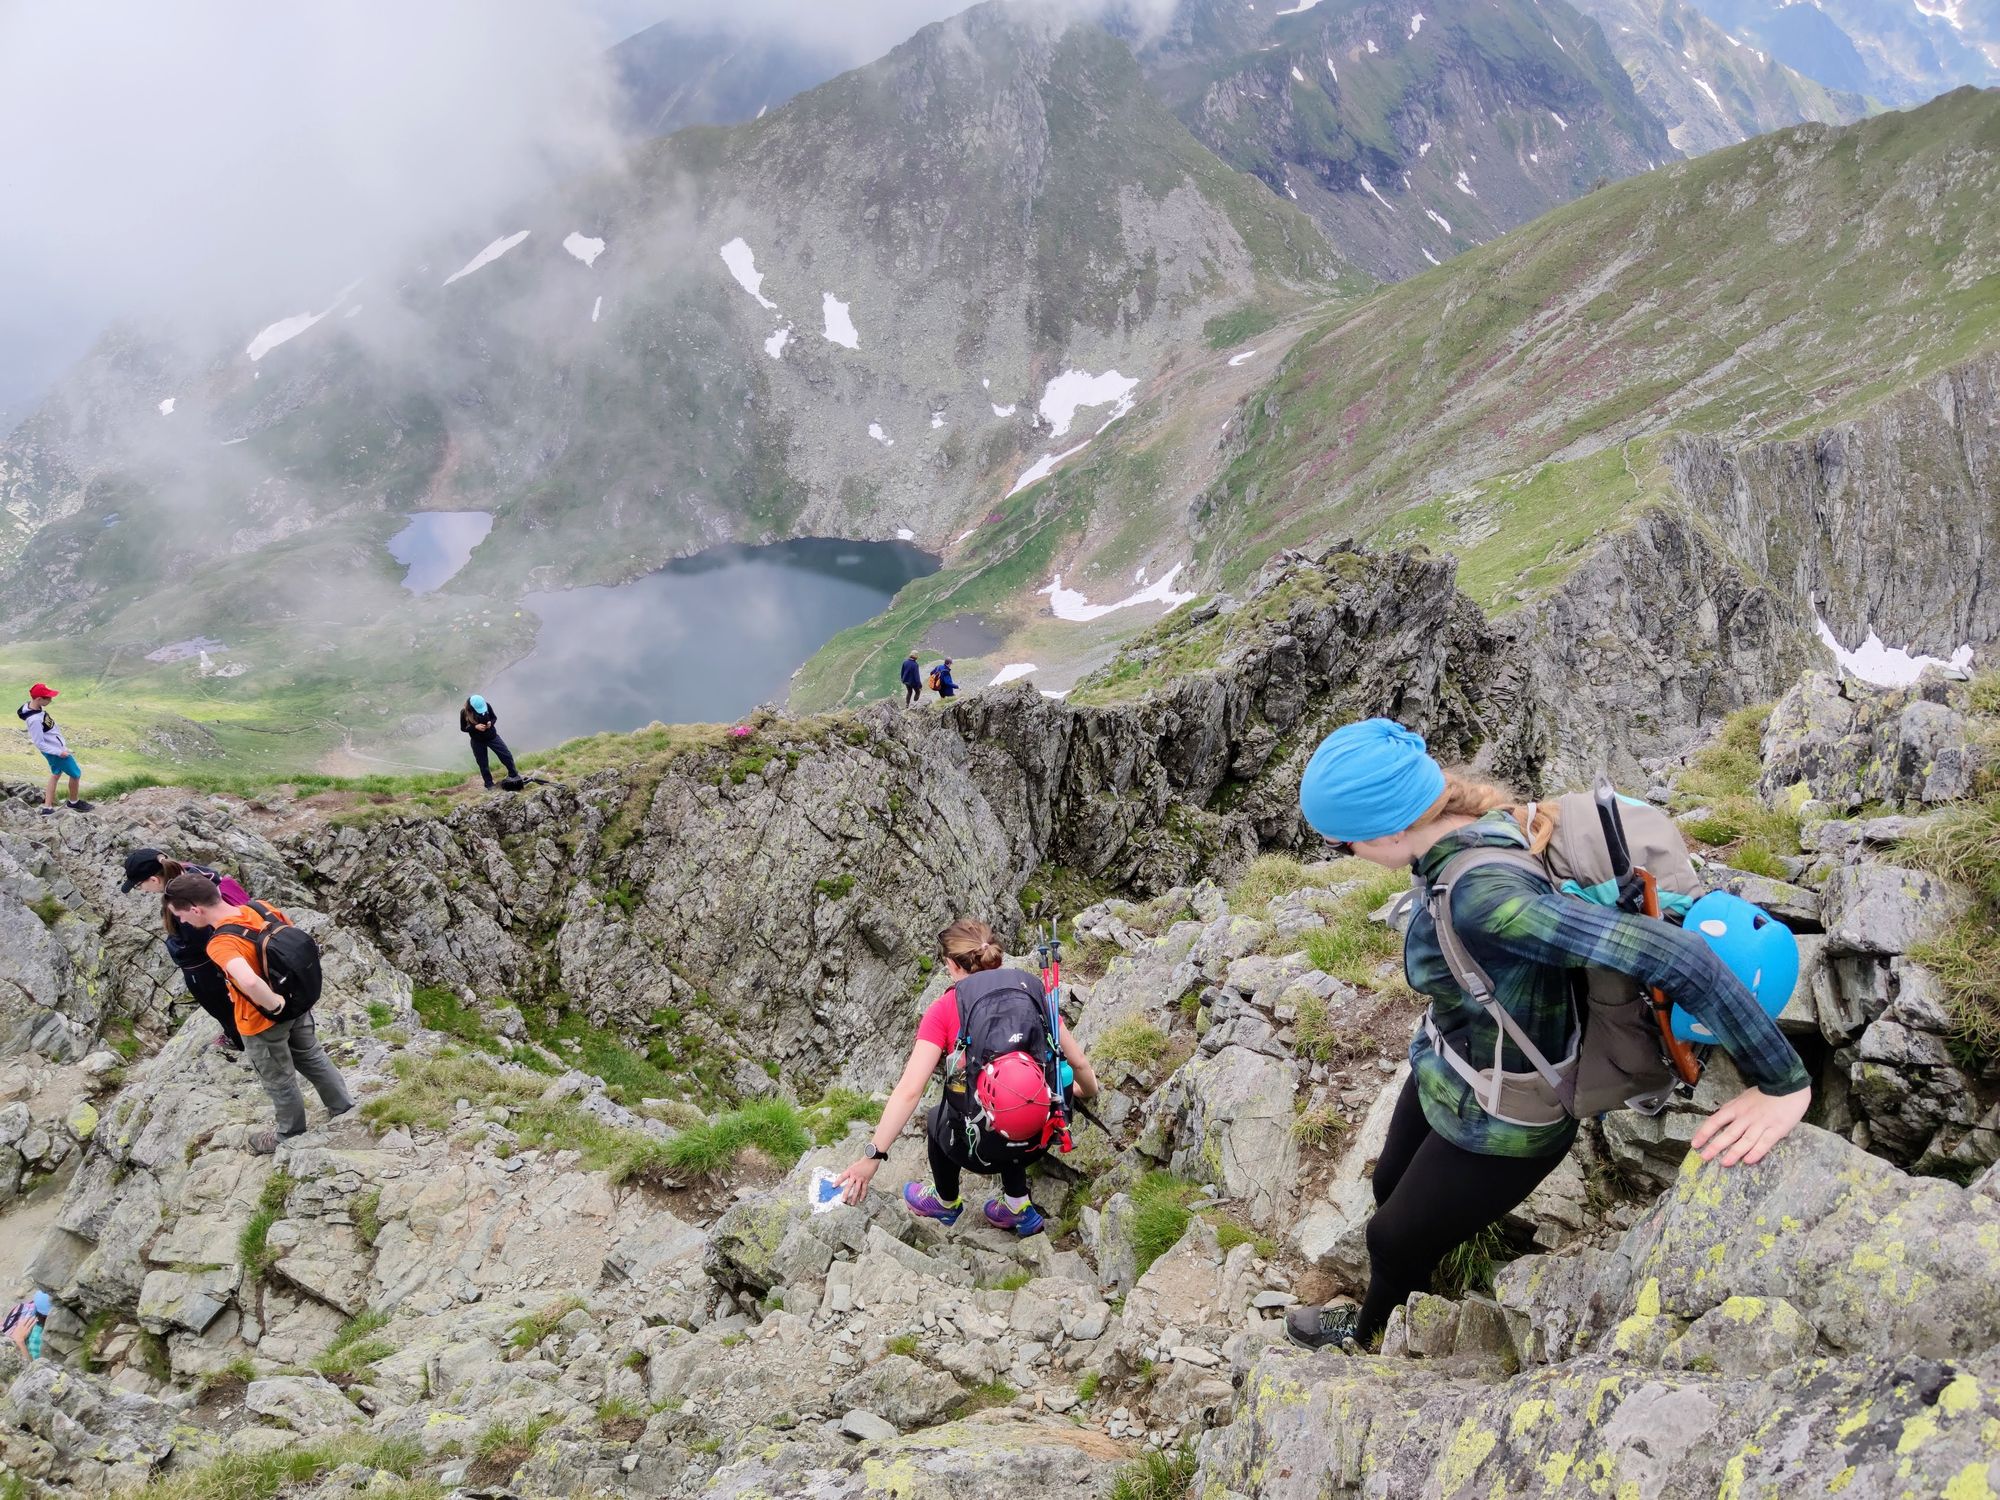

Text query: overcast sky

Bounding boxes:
[0,0,1162,421]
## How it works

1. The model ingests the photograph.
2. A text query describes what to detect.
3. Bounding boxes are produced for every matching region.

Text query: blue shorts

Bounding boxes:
[42,753,81,779]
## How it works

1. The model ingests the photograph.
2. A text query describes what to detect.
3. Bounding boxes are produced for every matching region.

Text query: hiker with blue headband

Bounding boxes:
[459,695,519,789]
[1286,719,1812,1354]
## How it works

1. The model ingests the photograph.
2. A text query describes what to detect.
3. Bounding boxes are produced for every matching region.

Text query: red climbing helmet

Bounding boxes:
[975,1051,1055,1145]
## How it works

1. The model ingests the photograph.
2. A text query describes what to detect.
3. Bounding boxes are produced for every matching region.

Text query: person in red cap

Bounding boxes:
[835,918,1099,1237]
[16,685,90,816]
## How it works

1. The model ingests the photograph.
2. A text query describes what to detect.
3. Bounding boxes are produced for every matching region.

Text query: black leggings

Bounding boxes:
[182,967,243,1048]
[472,736,518,786]
[926,1105,1032,1203]
[1356,1076,1570,1341]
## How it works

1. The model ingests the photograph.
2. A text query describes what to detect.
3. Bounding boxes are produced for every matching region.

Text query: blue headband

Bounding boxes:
[1298,719,1447,843]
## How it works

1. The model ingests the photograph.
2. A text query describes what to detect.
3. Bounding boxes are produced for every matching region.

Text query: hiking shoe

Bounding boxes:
[38,807,54,816]
[983,1199,1045,1238]
[249,1130,280,1155]
[903,1183,963,1225]
[65,800,93,812]
[1286,1303,1362,1353]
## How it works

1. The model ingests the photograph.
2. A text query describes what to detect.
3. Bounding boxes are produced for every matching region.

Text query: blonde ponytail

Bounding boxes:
[939,919,1005,973]
[1420,770,1559,854]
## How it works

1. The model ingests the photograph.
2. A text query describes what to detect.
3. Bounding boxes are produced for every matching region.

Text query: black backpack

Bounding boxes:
[216,900,324,1017]
[941,968,1059,1158]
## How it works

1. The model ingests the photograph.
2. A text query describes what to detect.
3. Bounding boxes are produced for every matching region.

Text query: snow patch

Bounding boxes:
[1285,178,1298,200]
[1550,109,1568,129]
[1039,369,1137,438]
[931,411,945,429]
[1426,208,1453,234]
[1358,175,1397,210]
[868,422,893,447]
[562,233,605,268]
[1403,171,1413,191]
[1275,0,1325,12]
[764,326,790,359]
[443,230,530,286]
[822,293,859,349]
[720,239,778,310]
[1691,76,1727,113]
[1551,31,1567,52]
[1418,140,1432,157]
[157,397,175,416]
[1529,152,1540,163]
[990,663,1038,686]
[895,527,916,540]
[1227,349,1260,367]
[1135,566,1149,584]
[1365,38,1380,53]
[1455,171,1476,196]
[244,279,359,361]
[1326,57,1339,80]
[1292,64,1307,81]
[1422,247,1441,265]
[1008,442,1092,497]
[1409,12,1425,35]
[1040,563,1198,623]
[992,402,1016,417]
[1814,613,1973,687]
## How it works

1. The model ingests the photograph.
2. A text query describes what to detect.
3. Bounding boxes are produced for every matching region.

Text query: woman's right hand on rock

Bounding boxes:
[834,1157,880,1205]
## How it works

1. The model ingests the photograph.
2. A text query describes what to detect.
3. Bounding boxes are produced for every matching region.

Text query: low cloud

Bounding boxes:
[0,0,623,414]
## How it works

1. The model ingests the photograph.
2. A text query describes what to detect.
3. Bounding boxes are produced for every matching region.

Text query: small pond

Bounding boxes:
[486,537,937,749]
[388,511,494,593]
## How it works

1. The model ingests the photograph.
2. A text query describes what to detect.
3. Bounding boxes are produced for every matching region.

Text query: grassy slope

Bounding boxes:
[1194,87,2000,596]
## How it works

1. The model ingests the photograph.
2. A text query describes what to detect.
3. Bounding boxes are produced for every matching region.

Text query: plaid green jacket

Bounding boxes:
[1406,813,1811,1159]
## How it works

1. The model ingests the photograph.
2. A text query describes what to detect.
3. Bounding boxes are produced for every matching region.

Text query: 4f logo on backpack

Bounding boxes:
[948,969,1059,1155]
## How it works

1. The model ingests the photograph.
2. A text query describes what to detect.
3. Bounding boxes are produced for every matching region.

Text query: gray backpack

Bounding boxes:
[1421,791,1703,1125]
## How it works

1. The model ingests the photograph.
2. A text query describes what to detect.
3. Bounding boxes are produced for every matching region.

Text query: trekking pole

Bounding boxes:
[1594,788,1703,1089]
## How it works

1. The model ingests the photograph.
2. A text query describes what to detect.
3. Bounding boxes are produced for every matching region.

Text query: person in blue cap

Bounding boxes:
[459,695,519,789]
[1284,718,1812,1354]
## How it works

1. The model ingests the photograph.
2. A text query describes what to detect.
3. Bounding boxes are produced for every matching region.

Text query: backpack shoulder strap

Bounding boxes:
[1429,847,1575,1097]
[244,899,288,928]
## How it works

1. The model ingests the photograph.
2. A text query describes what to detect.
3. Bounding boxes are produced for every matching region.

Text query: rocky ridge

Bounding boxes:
[1,564,1999,1492]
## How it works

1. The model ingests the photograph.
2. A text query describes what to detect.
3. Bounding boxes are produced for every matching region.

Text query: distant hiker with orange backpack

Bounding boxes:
[835,918,1099,1236]
[1282,720,1811,1354]
[165,873,351,1155]
[928,659,957,699]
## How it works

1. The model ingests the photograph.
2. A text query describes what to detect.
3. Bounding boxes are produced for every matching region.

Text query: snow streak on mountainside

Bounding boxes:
[1125,0,1675,281]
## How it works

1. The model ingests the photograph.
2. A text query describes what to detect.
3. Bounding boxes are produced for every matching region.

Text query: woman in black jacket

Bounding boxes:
[121,848,249,1053]
[460,695,520,788]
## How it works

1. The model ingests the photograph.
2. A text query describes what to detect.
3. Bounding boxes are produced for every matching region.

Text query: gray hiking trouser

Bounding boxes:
[241,1012,352,1137]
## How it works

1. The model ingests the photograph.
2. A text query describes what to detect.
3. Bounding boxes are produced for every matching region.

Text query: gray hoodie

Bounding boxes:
[17,704,67,757]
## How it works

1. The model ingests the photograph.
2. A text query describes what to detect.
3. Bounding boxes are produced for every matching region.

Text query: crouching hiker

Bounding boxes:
[836,919,1099,1236]
[164,873,352,1155]
[123,847,252,1054]
[1284,720,1812,1353]
[2,1290,50,1363]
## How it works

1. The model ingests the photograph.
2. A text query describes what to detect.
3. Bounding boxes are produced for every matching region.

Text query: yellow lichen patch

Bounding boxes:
[1636,1278,1662,1318]
[1588,1376,1626,1427]
[1539,1449,1577,1492]
[1757,1233,1777,1257]
[1708,1243,1727,1266]
[1437,1417,1499,1496]
[1836,1400,1874,1440]
[1897,1409,1941,1455]
[1719,1296,1766,1324]
[1510,1399,1557,1441]
[1717,1445,1761,1500]
[1781,1216,1803,1233]
[1939,1374,1983,1418]
[1943,1461,1999,1500]
[862,1457,921,1497]
[1828,1466,1857,1492]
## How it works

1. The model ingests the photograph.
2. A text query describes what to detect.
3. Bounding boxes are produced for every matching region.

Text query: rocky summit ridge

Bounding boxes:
[1,545,1999,1495]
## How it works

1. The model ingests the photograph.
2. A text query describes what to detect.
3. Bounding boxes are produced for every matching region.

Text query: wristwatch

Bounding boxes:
[863,1143,889,1161]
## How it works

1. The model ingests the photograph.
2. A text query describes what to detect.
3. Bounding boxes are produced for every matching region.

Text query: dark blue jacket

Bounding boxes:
[900,657,922,689]
[932,663,957,697]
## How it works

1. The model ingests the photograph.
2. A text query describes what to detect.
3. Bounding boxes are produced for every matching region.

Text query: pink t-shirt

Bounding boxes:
[915,988,961,1052]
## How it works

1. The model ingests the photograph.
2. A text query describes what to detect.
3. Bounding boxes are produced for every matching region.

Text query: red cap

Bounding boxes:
[28,684,56,699]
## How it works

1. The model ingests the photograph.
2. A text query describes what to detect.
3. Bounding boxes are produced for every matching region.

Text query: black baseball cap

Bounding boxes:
[120,848,165,893]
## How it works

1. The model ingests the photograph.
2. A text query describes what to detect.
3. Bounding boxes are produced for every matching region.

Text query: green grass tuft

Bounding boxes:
[1128,1172,1197,1276]
[1899,793,2000,1063]
[312,1308,394,1380]
[661,1099,811,1178]
[1094,1018,1173,1075]
[238,1172,296,1277]
[802,1088,883,1146]
[1433,1223,1513,1299]
[886,1334,920,1358]
[508,1295,585,1351]
[1109,1441,1197,1500]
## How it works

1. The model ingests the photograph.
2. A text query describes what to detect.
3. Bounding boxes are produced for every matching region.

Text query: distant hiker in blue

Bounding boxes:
[901,651,924,707]
[17,683,90,816]
[928,659,957,699]
[459,695,519,788]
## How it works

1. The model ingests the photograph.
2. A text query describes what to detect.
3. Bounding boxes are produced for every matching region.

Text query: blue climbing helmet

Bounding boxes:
[1669,890,1800,1043]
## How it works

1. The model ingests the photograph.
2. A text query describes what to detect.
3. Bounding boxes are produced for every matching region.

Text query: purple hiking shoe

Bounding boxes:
[983,1198,1045,1238]
[904,1182,963,1225]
